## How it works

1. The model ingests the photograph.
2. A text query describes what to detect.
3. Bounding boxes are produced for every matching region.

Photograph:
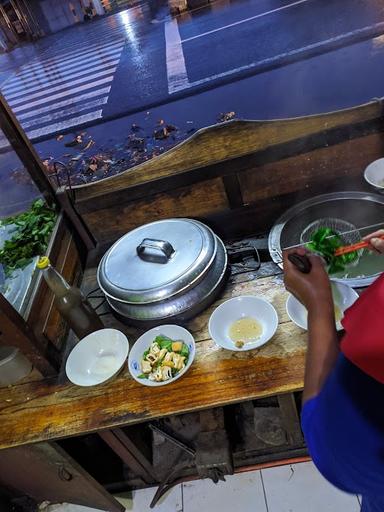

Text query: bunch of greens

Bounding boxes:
[0,199,56,277]
[306,227,358,275]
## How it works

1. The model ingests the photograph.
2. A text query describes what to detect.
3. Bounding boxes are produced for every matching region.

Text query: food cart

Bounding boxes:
[1,97,383,510]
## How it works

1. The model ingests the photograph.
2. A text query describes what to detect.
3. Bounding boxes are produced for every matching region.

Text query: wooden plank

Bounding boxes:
[0,275,307,450]
[73,116,383,216]
[55,188,96,251]
[82,178,229,244]
[277,394,304,446]
[72,100,384,203]
[206,175,373,240]
[239,132,384,205]
[0,442,124,512]
[99,429,157,483]
[222,174,243,209]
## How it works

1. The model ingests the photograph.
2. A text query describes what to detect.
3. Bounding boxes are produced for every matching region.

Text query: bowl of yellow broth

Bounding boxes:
[208,296,279,351]
[286,280,359,331]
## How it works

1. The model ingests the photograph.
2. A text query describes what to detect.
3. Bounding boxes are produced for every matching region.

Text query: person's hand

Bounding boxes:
[362,229,384,253]
[283,248,332,311]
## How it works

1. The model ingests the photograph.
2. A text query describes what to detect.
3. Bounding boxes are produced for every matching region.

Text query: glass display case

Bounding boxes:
[0,128,44,314]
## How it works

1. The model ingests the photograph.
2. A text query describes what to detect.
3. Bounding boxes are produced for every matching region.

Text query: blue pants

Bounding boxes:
[362,496,384,512]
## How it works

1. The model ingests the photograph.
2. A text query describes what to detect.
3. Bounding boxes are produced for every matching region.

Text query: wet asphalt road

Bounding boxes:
[0,0,384,140]
[107,0,384,117]
[2,0,384,216]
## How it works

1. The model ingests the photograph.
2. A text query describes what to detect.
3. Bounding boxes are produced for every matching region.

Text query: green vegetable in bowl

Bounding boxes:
[306,227,359,275]
[140,335,190,382]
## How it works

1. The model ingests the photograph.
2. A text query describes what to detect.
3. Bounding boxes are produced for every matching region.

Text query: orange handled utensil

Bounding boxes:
[334,235,384,256]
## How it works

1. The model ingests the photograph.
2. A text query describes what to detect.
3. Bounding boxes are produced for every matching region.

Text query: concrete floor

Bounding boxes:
[38,461,362,512]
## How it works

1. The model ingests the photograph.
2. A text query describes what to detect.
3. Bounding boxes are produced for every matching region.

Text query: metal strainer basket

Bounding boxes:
[300,218,361,245]
[300,218,362,267]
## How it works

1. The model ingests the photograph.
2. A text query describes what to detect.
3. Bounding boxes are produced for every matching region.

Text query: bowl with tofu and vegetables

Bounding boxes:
[128,325,195,386]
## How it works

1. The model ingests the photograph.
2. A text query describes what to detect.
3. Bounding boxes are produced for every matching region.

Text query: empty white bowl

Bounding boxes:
[286,281,359,331]
[66,328,129,386]
[208,295,279,351]
[128,325,195,387]
[364,158,384,190]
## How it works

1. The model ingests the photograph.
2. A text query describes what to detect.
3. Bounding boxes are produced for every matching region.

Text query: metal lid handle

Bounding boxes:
[136,238,175,263]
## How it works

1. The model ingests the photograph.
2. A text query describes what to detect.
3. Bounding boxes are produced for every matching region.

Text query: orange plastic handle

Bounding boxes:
[334,241,369,256]
[334,235,384,256]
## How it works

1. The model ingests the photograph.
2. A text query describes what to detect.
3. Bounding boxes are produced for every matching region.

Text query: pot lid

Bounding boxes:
[97,219,217,304]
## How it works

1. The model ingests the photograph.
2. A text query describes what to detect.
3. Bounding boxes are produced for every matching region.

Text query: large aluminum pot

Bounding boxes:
[97,219,228,325]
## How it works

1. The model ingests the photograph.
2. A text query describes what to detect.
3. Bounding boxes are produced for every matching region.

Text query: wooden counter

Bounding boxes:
[0,265,307,450]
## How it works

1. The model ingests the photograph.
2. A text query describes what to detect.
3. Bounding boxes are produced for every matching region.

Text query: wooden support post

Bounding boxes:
[56,188,96,252]
[0,442,124,512]
[99,429,157,484]
[0,294,56,377]
[277,393,304,446]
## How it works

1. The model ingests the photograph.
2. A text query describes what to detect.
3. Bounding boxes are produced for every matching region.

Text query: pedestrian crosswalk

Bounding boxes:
[0,9,143,147]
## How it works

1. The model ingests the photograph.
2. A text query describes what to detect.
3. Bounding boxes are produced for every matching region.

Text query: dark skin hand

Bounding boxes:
[363,229,384,254]
[283,248,339,404]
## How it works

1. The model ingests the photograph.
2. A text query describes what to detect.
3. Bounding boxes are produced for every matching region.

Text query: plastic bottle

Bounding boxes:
[37,256,104,339]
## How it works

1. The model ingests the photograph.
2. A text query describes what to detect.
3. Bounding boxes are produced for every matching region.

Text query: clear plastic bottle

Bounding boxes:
[37,256,104,339]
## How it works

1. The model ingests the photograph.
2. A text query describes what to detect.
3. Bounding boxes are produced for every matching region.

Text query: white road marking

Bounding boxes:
[49,30,127,53]
[165,19,189,94]
[26,110,103,139]
[12,40,124,75]
[4,60,119,98]
[171,21,384,93]
[9,45,123,86]
[22,97,108,129]
[0,8,138,139]
[16,87,111,120]
[181,0,310,42]
[12,76,114,113]
[9,68,116,106]
[3,49,122,86]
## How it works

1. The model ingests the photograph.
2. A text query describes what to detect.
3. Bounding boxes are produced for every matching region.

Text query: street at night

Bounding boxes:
[2,0,384,214]
[1,0,384,142]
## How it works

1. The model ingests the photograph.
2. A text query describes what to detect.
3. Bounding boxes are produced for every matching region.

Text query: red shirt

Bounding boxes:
[341,273,384,384]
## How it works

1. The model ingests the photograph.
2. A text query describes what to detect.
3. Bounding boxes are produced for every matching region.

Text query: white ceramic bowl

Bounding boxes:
[128,325,195,386]
[66,328,129,386]
[208,295,279,351]
[286,281,359,331]
[364,158,384,190]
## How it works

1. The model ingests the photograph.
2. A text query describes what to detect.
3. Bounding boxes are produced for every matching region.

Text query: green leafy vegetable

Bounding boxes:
[180,343,190,362]
[154,335,173,351]
[0,199,56,277]
[306,227,358,275]
[138,373,149,379]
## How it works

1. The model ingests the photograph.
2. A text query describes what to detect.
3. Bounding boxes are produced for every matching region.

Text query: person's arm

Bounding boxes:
[283,249,339,404]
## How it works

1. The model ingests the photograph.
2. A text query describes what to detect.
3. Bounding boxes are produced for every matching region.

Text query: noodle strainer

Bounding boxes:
[300,217,363,267]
